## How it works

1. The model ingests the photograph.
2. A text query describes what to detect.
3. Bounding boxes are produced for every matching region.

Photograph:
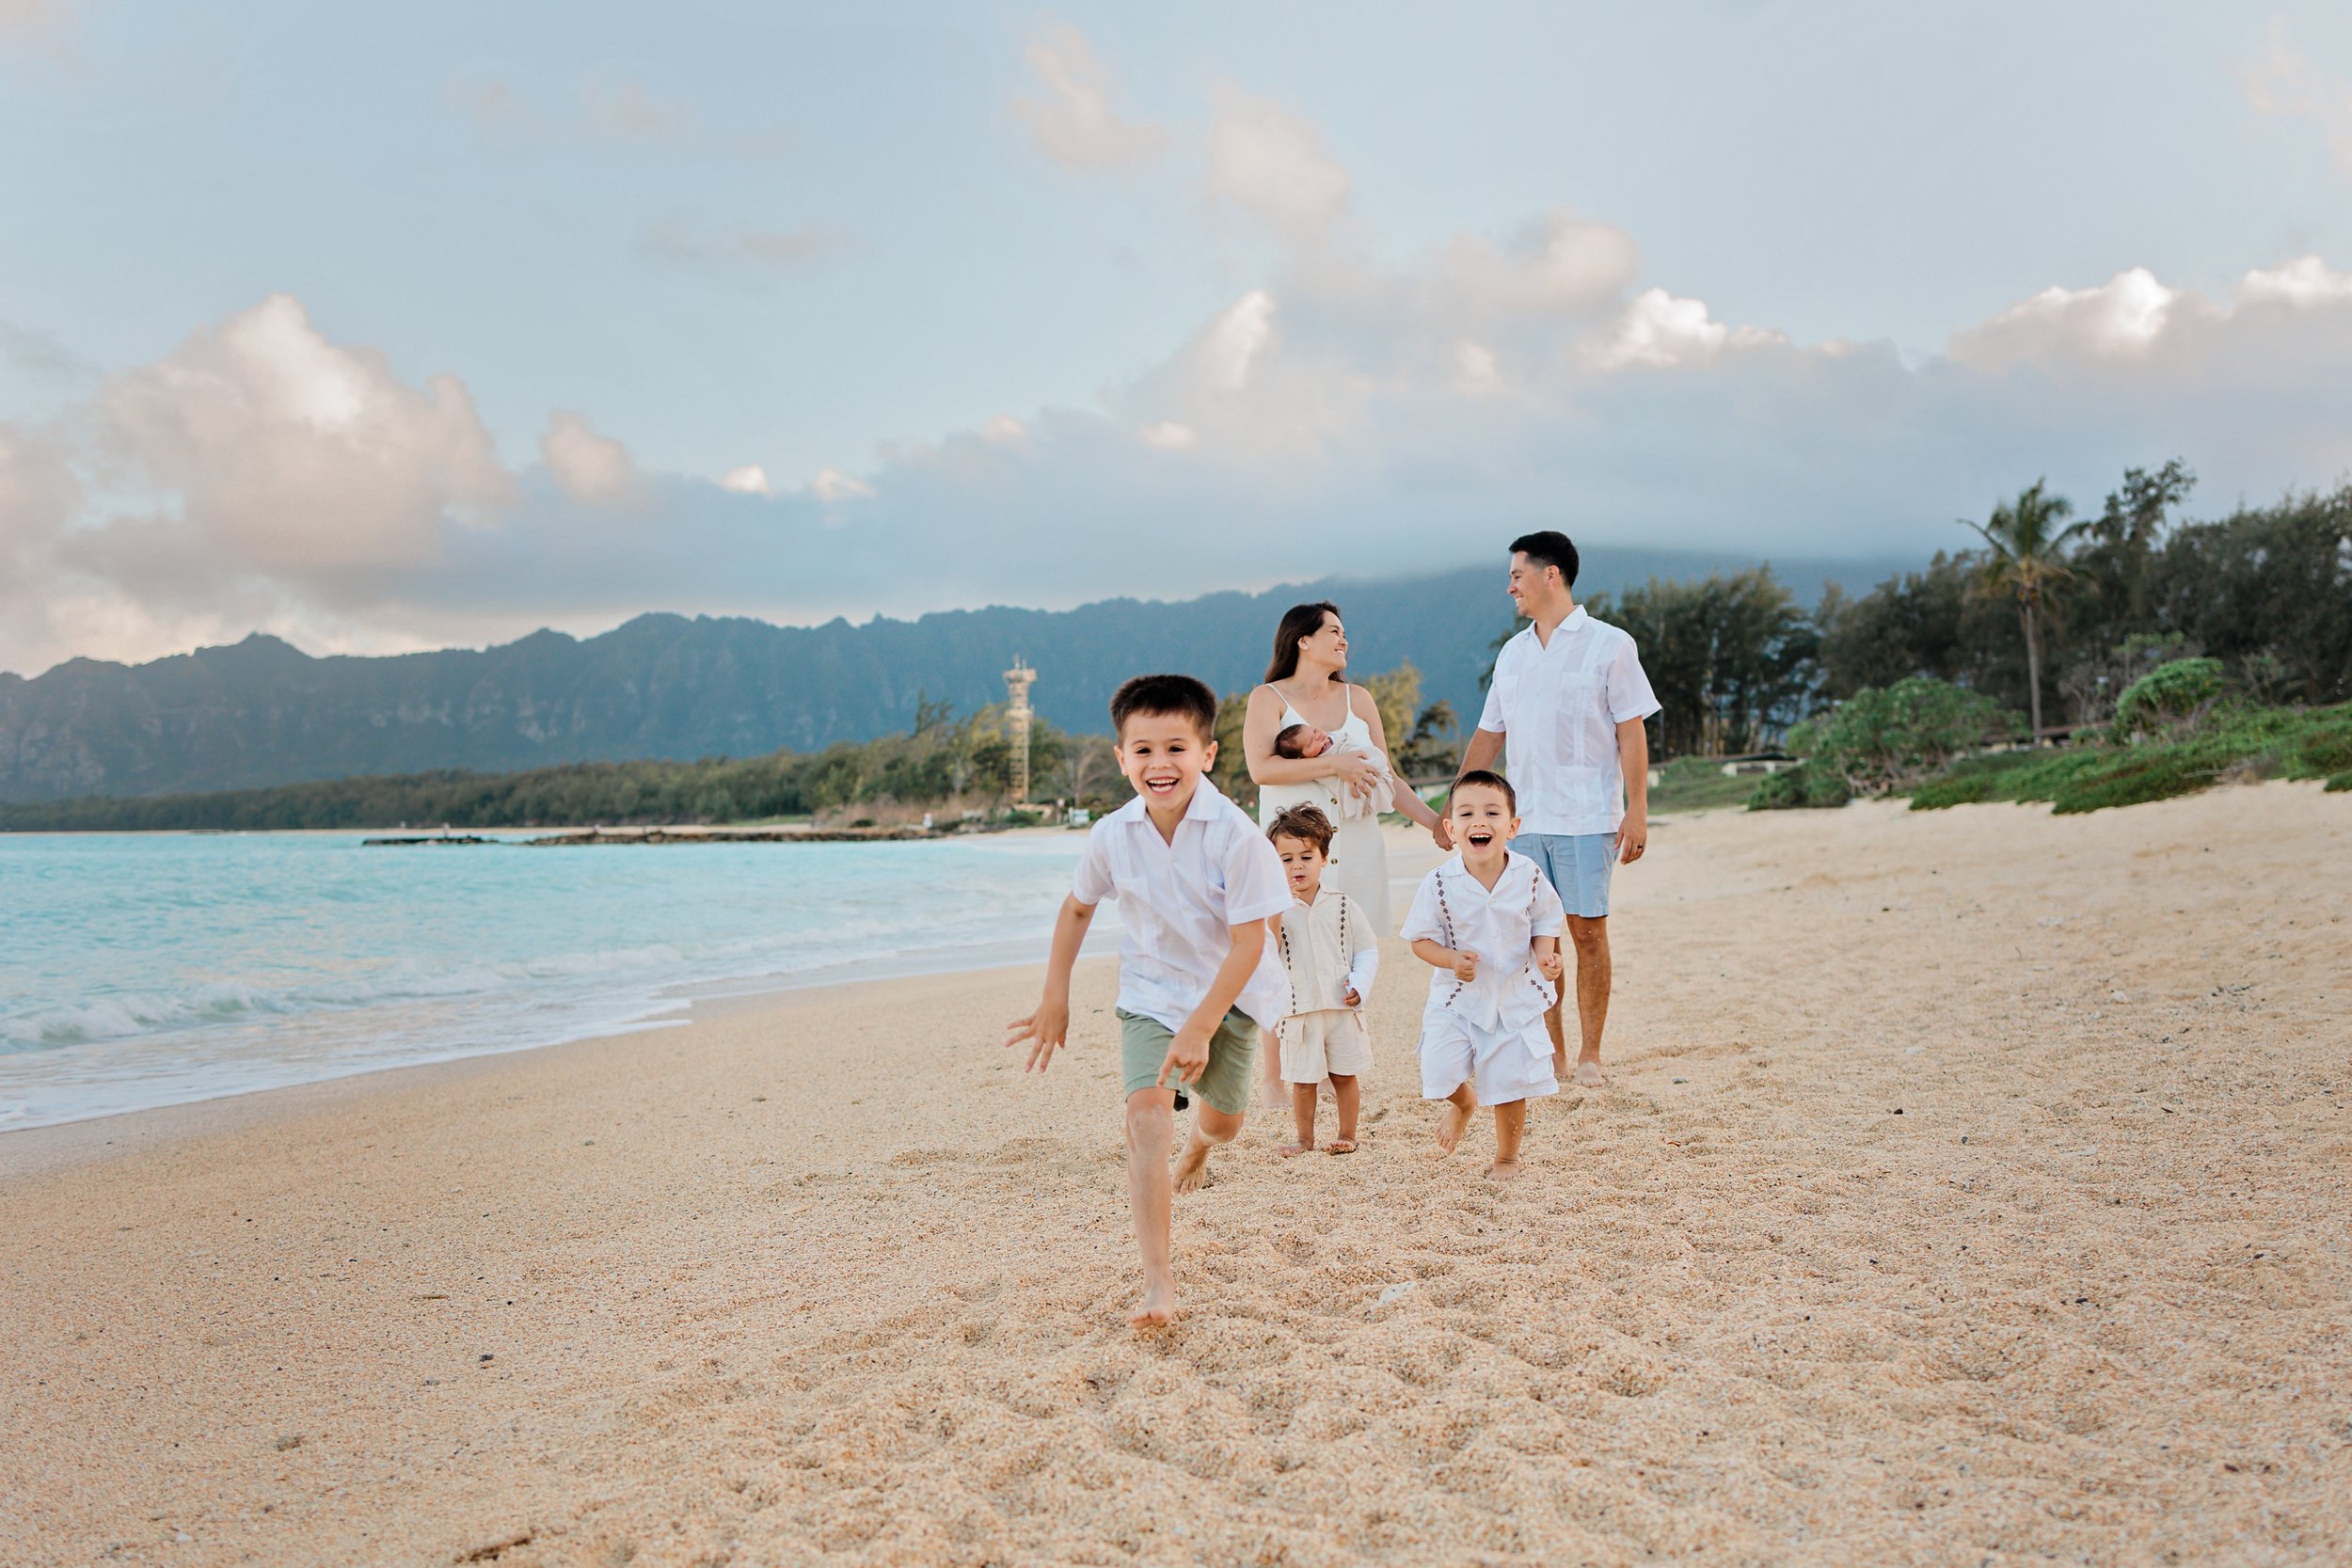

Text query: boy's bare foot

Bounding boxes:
[1274,1141,1311,1158]
[1485,1160,1522,1183]
[1572,1059,1607,1089]
[1433,1101,1472,1157]
[1130,1277,1177,1329]
[1323,1138,1357,1154]
[1172,1137,1215,1193]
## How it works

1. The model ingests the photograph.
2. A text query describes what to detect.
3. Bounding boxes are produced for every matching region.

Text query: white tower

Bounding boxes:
[1004,657,1037,803]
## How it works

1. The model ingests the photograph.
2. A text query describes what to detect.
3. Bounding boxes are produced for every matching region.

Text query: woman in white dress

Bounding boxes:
[1246,601,1449,1108]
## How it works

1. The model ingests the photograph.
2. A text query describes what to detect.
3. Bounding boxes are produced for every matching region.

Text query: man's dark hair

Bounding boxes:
[1509,531,1579,589]
[1448,768,1517,814]
[1264,802,1335,856]
[1110,673,1218,742]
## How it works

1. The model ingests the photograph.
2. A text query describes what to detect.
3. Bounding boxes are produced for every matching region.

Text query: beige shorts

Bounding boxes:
[1276,1008,1374,1085]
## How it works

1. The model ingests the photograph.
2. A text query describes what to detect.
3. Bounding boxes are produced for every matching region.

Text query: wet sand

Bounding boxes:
[3,784,2347,1566]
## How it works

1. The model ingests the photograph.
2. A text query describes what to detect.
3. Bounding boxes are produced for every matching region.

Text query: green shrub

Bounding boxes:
[1906,700,2352,815]
[1791,676,2020,794]
[2113,657,2226,737]
[1748,763,1851,811]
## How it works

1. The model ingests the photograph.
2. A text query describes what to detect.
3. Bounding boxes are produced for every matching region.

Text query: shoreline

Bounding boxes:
[6,786,2344,1565]
[3,822,1440,1146]
[0,954,1114,1184]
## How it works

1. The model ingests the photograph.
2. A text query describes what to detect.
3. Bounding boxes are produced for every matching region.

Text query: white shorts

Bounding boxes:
[1277,1008,1375,1084]
[1419,1011,1558,1107]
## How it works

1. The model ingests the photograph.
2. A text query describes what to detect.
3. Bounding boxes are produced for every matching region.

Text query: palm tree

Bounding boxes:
[1962,480,2087,743]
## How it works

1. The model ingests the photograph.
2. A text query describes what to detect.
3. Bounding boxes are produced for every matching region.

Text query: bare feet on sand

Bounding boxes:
[1130,1277,1176,1330]
[1323,1138,1357,1155]
[1274,1141,1311,1158]
[1172,1137,1215,1193]
[1572,1059,1607,1089]
[1434,1101,1472,1157]
[1485,1160,1521,1183]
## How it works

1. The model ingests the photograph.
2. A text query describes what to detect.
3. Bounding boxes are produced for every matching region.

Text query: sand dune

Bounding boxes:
[3,784,2347,1566]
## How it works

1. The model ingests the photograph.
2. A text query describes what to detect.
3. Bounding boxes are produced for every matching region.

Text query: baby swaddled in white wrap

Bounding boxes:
[1271,722,1397,822]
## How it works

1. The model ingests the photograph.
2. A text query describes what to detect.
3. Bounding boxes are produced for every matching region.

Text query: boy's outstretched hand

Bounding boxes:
[1005,996,1070,1071]
[1158,1022,1212,1089]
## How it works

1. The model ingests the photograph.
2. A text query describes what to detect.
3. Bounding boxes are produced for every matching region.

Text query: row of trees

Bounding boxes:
[1817,464,2350,739]
[1524,464,2350,761]
[0,702,1073,832]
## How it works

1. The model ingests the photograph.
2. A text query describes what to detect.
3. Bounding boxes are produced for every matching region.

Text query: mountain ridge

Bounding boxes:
[0,551,1917,802]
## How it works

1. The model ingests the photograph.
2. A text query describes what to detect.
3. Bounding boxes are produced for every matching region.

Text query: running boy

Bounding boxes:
[1400,770,1567,1183]
[1005,673,1294,1328]
[1264,804,1377,1157]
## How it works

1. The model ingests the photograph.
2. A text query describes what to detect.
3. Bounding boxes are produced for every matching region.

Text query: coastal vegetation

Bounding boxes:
[0,703,1076,832]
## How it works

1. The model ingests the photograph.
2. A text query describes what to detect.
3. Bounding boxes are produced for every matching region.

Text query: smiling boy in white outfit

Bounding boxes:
[1401,769,1566,1182]
[1005,673,1293,1329]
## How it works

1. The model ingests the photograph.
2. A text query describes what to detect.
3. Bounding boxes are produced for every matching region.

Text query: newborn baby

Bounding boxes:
[1273,722,1396,821]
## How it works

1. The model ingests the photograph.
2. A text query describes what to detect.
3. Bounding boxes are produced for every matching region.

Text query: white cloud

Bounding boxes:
[2237,254,2352,307]
[1139,420,1197,450]
[1454,341,1501,394]
[719,464,775,496]
[539,411,641,505]
[1208,87,1352,242]
[983,414,1027,444]
[1014,23,1167,172]
[2237,18,2352,177]
[1200,290,1275,393]
[1585,289,1785,371]
[811,467,875,501]
[1951,267,2179,370]
[1439,209,1643,312]
[87,293,511,584]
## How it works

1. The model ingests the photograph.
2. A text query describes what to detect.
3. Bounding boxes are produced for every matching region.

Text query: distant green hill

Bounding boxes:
[0,551,1911,803]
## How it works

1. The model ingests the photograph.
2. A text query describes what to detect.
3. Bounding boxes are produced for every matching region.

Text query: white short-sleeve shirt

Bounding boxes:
[1474,606,1662,836]
[1399,850,1567,1031]
[1072,779,1295,1032]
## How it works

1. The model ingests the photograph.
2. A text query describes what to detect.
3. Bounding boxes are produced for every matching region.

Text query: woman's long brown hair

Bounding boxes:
[1264,600,1344,685]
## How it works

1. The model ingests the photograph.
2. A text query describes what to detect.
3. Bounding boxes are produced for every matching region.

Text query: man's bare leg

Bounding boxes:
[1279,1083,1316,1156]
[1566,915,1612,1087]
[1173,1102,1244,1196]
[1123,1088,1178,1328]
[1327,1073,1359,1152]
[1487,1099,1527,1182]
[1434,1084,1475,1157]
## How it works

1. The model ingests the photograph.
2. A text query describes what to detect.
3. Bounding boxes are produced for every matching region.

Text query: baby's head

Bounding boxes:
[1273,722,1334,760]
[1265,804,1335,899]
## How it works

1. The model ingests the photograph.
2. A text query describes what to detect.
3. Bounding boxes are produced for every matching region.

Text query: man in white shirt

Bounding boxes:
[1454,531,1661,1089]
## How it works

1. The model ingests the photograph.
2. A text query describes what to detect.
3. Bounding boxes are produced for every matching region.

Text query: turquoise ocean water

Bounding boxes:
[0,832,1098,1131]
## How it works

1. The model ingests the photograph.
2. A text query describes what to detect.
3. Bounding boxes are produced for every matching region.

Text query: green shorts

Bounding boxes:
[1118,1006,1260,1117]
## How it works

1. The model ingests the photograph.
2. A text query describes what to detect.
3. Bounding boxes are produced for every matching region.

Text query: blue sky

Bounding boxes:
[4,1,2351,673]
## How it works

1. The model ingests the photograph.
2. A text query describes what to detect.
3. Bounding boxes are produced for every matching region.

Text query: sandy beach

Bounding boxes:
[4,784,2347,1567]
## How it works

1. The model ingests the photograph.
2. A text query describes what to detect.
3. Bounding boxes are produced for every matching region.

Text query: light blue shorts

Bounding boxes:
[1512,832,1616,919]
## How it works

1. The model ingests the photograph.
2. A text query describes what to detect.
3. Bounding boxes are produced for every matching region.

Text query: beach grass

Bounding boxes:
[1648,755,1771,815]
[1908,701,2352,814]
